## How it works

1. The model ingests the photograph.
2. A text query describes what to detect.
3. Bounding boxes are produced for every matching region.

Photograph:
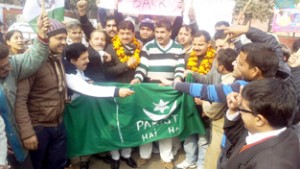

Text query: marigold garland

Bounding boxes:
[112,36,141,69]
[187,47,216,74]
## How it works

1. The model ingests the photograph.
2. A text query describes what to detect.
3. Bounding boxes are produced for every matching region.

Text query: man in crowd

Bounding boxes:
[14,19,68,169]
[0,14,49,169]
[225,79,300,169]
[104,20,140,169]
[77,0,120,45]
[177,25,194,54]
[65,20,88,46]
[135,18,155,45]
[131,17,185,169]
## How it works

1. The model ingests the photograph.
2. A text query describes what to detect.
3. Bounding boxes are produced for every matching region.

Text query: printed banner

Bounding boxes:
[272,8,300,32]
[64,83,205,158]
[118,0,183,16]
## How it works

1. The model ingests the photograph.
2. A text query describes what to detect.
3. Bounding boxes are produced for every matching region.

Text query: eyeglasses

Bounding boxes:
[237,107,257,116]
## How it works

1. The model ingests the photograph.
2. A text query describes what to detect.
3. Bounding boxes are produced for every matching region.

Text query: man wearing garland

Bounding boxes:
[104,20,140,169]
[177,30,216,169]
[130,17,185,169]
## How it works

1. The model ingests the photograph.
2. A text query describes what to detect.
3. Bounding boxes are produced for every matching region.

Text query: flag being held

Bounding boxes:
[23,0,65,32]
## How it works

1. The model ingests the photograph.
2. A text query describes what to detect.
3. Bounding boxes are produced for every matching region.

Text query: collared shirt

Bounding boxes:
[246,127,286,145]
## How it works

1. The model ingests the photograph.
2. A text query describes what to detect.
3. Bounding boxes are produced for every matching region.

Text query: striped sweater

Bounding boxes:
[134,39,185,82]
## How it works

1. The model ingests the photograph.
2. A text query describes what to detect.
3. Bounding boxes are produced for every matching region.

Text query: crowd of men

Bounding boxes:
[1,0,300,169]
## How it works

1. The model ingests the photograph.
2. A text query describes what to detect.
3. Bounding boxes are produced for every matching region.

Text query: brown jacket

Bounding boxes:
[104,44,136,83]
[15,55,66,140]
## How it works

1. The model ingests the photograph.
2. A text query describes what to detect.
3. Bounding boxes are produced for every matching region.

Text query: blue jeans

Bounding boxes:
[30,123,67,169]
[183,134,208,169]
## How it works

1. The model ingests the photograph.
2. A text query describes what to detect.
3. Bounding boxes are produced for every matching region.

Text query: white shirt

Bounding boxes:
[246,127,286,145]
[66,70,117,100]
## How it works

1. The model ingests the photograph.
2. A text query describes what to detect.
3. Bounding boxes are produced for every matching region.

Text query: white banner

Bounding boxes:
[97,0,116,9]
[118,0,183,16]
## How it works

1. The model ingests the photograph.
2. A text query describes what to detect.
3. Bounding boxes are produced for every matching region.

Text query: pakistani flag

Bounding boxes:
[23,0,65,32]
[64,83,206,158]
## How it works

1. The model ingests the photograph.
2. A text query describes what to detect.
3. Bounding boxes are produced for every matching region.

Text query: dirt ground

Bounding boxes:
[67,148,196,169]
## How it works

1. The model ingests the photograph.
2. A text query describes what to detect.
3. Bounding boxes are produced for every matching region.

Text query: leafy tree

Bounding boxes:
[234,0,275,22]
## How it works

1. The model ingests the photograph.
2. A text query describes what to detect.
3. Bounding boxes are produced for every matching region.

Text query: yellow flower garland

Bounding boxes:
[187,47,216,74]
[112,36,141,69]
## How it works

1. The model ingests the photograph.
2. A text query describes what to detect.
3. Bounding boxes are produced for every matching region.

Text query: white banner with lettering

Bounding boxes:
[118,0,183,16]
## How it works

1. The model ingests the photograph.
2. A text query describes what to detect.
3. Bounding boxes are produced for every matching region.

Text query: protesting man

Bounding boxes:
[14,19,68,169]
[0,14,49,169]
[131,17,185,169]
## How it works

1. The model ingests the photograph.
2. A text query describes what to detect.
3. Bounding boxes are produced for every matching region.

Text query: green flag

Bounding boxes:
[64,83,205,158]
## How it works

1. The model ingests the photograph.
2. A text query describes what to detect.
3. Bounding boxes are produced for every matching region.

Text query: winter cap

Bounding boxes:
[139,18,155,31]
[47,19,67,38]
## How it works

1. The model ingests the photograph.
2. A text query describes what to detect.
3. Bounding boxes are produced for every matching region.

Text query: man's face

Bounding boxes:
[215,39,231,52]
[49,33,67,54]
[71,51,89,71]
[233,52,255,80]
[177,27,193,47]
[140,26,154,40]
[239,98,257,134]
[0,57,12,78]
[118,29,134,45]
[106,20,118,38]
[192,36,209,56]
[67,27,83,43]
[6,31,24,53]
[155,27,171,47]
[89,31,106,51]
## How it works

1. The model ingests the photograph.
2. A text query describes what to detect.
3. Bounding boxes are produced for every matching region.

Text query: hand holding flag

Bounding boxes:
[37,14,50,39]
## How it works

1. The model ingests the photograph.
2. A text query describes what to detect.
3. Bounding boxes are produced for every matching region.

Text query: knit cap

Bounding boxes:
[47,19,67,38]
[139,18,155,31]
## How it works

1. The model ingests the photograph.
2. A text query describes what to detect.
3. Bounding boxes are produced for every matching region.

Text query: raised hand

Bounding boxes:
[77,0,88,16]
[222,25,249,39]
[37,14,50,39]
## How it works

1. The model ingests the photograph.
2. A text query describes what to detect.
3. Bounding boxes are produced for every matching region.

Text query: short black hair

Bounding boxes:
[242,78,297,128]
[194,30,211,43]
[179,25,195,37]
[0,43,9,59]
[215,21,230,28]
[217,48,238,72]
[65,43,87,62]
[118,20,135,32]
[241,43,279,78]
[155,17,172,31]
[105,15,117,27]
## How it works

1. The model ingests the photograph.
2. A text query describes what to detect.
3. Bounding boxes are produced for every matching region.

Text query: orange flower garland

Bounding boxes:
[187,47,216,74]
[112,36,141,69]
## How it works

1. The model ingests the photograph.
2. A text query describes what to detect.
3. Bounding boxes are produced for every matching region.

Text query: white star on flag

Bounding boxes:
[153,99,170,113]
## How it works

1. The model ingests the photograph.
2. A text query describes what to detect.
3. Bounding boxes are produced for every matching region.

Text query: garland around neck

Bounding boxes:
[187,47,216,75]
[112,36,141,69]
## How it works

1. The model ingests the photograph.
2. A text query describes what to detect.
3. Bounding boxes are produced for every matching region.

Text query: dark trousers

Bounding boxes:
[8,153,33,169]
[30,123,67,169]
